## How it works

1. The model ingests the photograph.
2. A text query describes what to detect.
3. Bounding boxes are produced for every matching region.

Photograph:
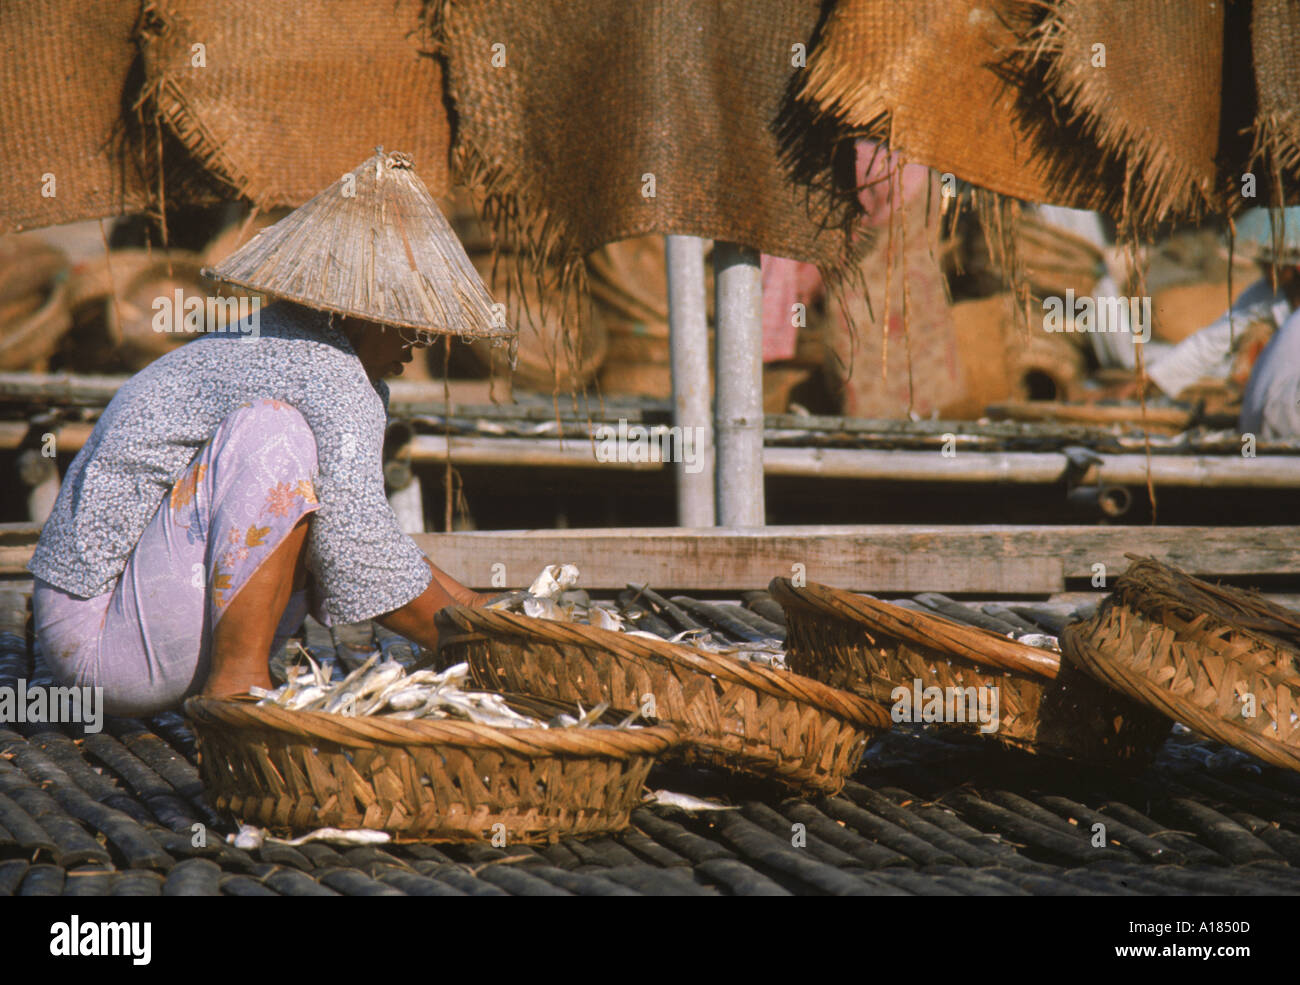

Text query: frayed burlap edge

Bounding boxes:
[1008,0,1216,228]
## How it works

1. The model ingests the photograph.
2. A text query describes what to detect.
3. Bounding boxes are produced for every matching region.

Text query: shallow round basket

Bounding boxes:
[771,578,1171,768]
[434,605,892,794]
[184,696,679,843]
[0,278,72,371]
[1062,558,1300,773]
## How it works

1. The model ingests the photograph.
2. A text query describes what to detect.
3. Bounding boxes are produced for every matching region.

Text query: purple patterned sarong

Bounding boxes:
[33,399,321,716]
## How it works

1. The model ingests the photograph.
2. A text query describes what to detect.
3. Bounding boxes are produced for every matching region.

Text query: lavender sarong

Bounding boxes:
[33,399,320,716]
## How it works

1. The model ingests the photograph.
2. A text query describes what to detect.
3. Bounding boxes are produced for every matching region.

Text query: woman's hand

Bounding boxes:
[374,558,486,649]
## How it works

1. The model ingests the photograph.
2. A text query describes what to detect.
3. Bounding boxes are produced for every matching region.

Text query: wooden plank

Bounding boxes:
[413,525,1300,593]
[6,524,1293,591]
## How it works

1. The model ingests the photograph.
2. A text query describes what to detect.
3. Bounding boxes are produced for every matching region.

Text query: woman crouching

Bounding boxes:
[27,150,513,716]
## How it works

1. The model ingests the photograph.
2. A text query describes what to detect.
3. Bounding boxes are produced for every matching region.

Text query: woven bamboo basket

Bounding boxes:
[1062,558,1300,773]
[434,605,892,794]
[771,578,1171,767]
[1012,213,1106,300]
[184,695,678,843]
[0,278,72,371]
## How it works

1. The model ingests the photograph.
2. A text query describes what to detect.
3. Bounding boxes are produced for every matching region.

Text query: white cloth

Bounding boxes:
[1240,307,1300,439]
[1086,274,1172,371]
[1146,278,1292,398]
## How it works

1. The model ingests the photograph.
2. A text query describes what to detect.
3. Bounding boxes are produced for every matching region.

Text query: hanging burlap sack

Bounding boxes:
[1251,0,1300,206]
[1014,0,1224,227]
[800,0,1060,207]
[136,0,450,207]
[435,0,855,278]
[0,2,150,233]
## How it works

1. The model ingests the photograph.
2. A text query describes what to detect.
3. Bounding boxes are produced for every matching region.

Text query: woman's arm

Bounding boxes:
[374,557,489,650]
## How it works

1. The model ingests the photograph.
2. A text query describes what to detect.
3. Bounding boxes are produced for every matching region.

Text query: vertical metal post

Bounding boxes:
[666,235,715,527]
[712,242,765,527]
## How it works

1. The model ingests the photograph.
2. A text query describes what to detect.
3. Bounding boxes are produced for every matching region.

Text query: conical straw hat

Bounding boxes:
[204,149,509,341]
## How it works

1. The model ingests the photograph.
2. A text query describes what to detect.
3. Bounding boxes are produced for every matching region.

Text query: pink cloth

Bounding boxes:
[33,399,320,716]
[760,255,822,361]
[759,141,932,362]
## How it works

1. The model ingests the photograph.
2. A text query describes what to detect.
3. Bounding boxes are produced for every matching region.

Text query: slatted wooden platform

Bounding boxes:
[3,590,1300,896]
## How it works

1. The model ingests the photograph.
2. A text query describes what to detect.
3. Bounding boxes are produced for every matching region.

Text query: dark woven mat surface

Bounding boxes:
[3,594,1300,896]
[4,715,1299,897]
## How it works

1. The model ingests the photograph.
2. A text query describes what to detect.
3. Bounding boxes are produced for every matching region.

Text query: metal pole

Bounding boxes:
[712,241,765,526]
[666,235,715,526]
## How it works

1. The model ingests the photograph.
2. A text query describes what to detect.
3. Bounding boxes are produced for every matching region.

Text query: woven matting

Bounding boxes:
[1063,597,1300,774]
[1114,556,1300,651]
[0,279,72,372]
[184,696,677,843]
[435,0,854,275]
[0,2,149,233]
[435,606,891,795]
[799,0,1060,207]
[1251,0,1300,209]
[1011,0,1223,226]
[137,0,450,207]
[772,578,1170,767]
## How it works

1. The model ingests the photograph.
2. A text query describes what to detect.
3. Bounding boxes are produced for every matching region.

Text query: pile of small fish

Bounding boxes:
[251,655,624,729]
[488,564,789,669]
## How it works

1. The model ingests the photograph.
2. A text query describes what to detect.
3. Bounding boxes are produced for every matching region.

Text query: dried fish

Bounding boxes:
[588,605,624,632]
[1015,633,1062,653]
[228,823,391,848]
[528,563,580,599]
[252,656,636,730]
[523,596,566,621]
[496,566,792,670]
[644,790,738,811]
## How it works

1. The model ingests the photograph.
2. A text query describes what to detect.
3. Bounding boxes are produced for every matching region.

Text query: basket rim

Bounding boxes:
[1115,555,1300,654]
[1062,604,1300,773]
[183,695,680,759]
[769,578,1061,680]
[435,604,892,729]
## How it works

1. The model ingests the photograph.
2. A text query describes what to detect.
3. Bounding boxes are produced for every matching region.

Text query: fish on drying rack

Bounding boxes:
[487,565,789,669]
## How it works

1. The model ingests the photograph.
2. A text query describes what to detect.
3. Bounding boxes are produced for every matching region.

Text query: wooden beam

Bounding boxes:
[5,521,1297,594]
[412,525,1300,593]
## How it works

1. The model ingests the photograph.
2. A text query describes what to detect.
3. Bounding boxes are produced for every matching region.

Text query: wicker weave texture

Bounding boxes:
[185,697,678,843]
[137,0,449,207]
[437,0,852,272]
[801,0,1058,205]
[773,579,1169,767]
[0,1,149,232]
[1025,0,1223,224]
[1063,597,1300,774]
[1252,0,1300,184]
[436,606,890,794]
